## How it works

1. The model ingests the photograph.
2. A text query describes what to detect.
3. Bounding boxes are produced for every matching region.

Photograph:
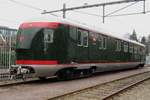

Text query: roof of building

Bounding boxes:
[0,26,17,31]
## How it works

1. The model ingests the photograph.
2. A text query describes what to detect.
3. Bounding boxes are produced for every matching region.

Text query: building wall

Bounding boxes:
[0,26,17,47]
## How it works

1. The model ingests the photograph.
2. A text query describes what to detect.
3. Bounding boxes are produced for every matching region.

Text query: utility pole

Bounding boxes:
[102,5,105,23]
[63,3,66,18]
[143,0,146,14]
[42,0,145,23]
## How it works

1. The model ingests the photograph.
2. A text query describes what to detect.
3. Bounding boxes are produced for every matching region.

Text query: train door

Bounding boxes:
[76,29,89,62]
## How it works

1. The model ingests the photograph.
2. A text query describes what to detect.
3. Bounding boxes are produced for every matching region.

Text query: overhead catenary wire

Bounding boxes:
[67,2,142,19]
[6,0,150,24]
[73,10,103,17]
[6,0,87,26]
[105,1,140,17]
[7,0,44,11]
[6,0,67,19]
[69,2,150,19]
[106,12,145,17]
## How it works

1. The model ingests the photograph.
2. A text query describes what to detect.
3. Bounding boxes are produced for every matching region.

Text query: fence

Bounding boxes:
[0,34,16,81]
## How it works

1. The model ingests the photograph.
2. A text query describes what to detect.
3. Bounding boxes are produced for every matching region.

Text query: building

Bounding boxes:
[0,26,17,36]
[0,26,17,47]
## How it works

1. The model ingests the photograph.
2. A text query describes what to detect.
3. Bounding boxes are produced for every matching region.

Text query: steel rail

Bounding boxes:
[0,76,57,88]
[102,75,150,100]
[48,71,150,100]
[0,78,39,88]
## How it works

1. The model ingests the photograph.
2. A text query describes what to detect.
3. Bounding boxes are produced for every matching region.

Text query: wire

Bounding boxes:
[73,10,103,17]
[69,2,141,18]
[7,0,44,11]
[49,13,59,17]
[106,12,144,17]
[7,0,64,18]
[107,10,150,17]
[105,1,139,17]
[7,0,62,18]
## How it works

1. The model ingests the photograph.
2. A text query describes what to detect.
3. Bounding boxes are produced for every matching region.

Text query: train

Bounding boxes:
[10,17,146,80]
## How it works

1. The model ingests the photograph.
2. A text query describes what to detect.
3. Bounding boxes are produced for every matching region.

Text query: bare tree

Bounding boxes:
[130,29,138,41]
[141,36,146,44]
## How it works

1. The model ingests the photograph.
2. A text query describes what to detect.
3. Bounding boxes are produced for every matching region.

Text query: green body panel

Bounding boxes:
[66,25,145,63]
[16,23,145,64]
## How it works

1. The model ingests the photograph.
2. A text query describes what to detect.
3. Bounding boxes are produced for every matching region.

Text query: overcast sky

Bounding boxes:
[0,0,150,38]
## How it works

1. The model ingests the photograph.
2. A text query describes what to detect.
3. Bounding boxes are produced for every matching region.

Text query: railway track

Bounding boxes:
[0,67,150,100]
[0,73,10,81]
[102,74,150,100]
[0,76,58,88]
[49,71,150,100]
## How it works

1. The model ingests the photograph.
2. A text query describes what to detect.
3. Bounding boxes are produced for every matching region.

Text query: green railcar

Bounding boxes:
[11,18,145,80]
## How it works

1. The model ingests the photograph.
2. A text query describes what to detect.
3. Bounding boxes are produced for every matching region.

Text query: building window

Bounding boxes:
[44,29,54,43]
[129,44,133,53]
[134,47,138,54]
[124,42,128,52]
[116,40,121,51]
[141,48,145,55]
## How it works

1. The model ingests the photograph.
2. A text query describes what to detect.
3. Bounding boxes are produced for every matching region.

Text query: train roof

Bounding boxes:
[26,16,145,47]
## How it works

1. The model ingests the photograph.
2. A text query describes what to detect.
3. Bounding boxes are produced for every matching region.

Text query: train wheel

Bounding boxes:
[78,69,91,78]
[90,67,96,74]
[57,69,74,80]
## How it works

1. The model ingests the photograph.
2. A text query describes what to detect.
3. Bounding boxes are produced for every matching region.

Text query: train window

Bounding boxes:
[124,42,128,52]
[69,26,77,40]
[77,29,82,46]
[103,36,107,49]
[129,44,133,53]
[98,35,103,49]
[83,31,88,47]
[116,40,121,51]
[44,29,54,43]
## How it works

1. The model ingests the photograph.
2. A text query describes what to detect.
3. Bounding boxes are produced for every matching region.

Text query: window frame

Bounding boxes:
[77,29,82,46]
[77,29,89,47]
[116,40,121,51]
[44,28,54,43]
[103,36,107,49]
[69,26,77,40]
[98,34,103,49]
[129,44,133,53]
[98,35,107,50]
[82,30,89,47]
[134,46,138,54]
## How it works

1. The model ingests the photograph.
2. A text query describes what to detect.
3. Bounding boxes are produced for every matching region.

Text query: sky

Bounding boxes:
[0,0,150,39]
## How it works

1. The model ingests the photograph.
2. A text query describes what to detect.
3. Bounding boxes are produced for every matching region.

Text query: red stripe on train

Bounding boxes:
[16,60,58,65]
[19,22,60,29]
